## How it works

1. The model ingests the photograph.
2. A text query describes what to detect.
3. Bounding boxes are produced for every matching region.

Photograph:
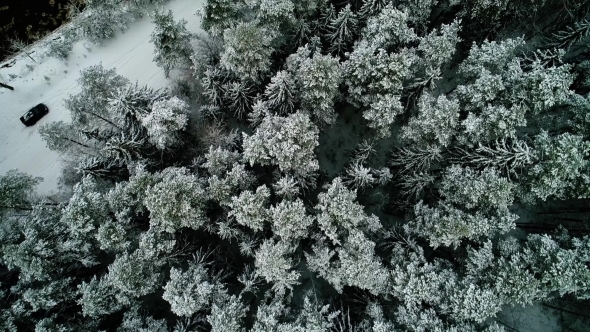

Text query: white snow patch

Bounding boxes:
[0,0,204,194]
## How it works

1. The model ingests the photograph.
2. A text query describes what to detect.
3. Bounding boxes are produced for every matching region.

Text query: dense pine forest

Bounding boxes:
[1,0,590,330]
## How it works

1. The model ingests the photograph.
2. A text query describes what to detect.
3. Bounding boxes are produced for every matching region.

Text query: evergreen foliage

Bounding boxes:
[144,167,208,233]
[5,0,590,330]
[140,96,189,149]
[287,47,342,125]
[220,21,275,80]
[243,111,320,182]
[150,9,193,77]
[0,170,42,214]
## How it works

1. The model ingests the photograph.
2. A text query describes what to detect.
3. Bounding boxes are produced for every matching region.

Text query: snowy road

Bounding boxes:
[0,0,204,194]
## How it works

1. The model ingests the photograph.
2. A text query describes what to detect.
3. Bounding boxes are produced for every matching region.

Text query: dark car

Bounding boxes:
[20,103,49,126]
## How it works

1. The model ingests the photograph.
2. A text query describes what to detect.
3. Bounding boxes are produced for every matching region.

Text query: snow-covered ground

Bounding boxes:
[0,0,204,194]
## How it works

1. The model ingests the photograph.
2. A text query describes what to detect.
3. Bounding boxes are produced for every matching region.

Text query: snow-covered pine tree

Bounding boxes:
[442,281,503,323]
[326,4,358,54]
[272,175,300,199]
[401,92,460,147]
[412,166,517,248]
[60,175,111,238]
[452,137,536,175]
[220,20,275,80]
[389,245,450,311]
[208,162,256,205]
[254,238,301,295]
[399,0,438,26]
[47,28,77,60]
[291,0,326,19]
[467,233,590,305]
[361,4,417,49]
[306,229,390,295]
[315,177,381,245]
[207,293,248,332]
[319,3,336,31]
[203,146,241,176]
[390,144,442,175]
[105,249,162,302]
[525,131,590,201]
[455,37,574,145]
[200,0,244,36]
[96,218,130,253]
[15,272,75,314]
[107,164,161,222]
[246,0,296,29]
[150,9,193,77]
[0,311,17,332]
[465,0,510,19]
[343,43,416,136]
[364,302,396,331]
[287,46,342,125]
[551,17,590,50]
[66,64,129,130]
[293,294,340,332]
[100,125,148,164]
[269,198,315,241]
[250,296,297,332]
[440,165,514,211]
[264,70,297,115]
[519,233,590,300]
[224,80,254,118]
[78,276,122,317]
[415,19,461,86]
[201,67,229,108]
[2,204,98,284]
[79,0,132,44]
[42,68,167,176]
[139,96,189,150]
[0,170,42,215]
[358,0,389,18]
[228,185,270,231]
[143,167,208,233]
[363,93,404,138]
[459,38,526,79]
[108,83,169,128]
[117,306,169,332]
[162,262,221,316]
[243,111,320,183]
[343,162,376,189]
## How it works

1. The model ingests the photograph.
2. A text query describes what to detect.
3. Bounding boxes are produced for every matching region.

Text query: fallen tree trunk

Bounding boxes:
[0,82,14,90]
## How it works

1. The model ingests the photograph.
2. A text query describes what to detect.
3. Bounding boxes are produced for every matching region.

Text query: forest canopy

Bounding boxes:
[1,0,590,331]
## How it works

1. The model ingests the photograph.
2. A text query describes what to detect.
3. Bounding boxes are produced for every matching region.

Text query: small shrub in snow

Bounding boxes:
[46,31,76,60]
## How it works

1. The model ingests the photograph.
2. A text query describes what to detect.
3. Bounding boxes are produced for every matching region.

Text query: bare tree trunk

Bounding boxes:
[78,108,123,131]
[59,135,93,150]
[0,82,14,90]
[23,51,36,63]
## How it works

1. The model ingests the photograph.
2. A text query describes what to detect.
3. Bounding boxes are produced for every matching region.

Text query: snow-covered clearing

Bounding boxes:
[0,0,204,194]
